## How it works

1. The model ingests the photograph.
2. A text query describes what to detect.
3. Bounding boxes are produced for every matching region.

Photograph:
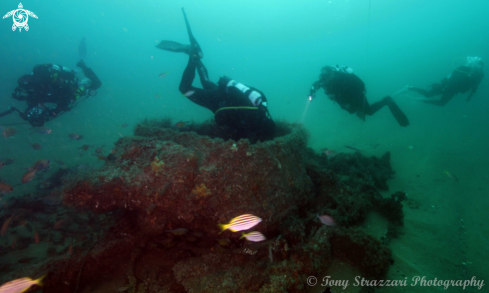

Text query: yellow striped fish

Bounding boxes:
[218,214,262,233]
[240,231,266,242]
[0,275,45,293]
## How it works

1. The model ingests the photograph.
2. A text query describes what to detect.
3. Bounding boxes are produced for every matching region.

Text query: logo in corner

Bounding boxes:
[3,3,38,32]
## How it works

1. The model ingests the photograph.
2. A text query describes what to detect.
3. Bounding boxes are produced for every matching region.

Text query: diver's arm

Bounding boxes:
[76,61,102,90]
[309,80,323,100]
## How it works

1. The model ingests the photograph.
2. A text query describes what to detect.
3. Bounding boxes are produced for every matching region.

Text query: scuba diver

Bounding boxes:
[309,65,410,127]
[156,8,275,143]
[407,56,484,106]
[6,61,102,127]
[1,38,102,127]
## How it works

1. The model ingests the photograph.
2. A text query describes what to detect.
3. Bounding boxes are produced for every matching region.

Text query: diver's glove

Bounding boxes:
[309,85,318,100]
[308,90,316,100]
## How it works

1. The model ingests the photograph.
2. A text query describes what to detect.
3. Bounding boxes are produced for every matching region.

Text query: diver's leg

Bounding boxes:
[408,87,430,97]
[179,56,198,94]
[365,98,387,115]
[422,91,455,106]
[426,83,445,97]
[179,57,220,112]
[195,60,217,90]
[76,61,102,90]
[366,96,409,127]
[409,82,444,97]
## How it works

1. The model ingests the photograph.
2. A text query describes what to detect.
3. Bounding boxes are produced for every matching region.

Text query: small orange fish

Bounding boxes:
[0,183,14,194]
[22,169,37,184]
[30,160,50,172]
[11,234,18,249]
[175,121,189,128]
[54,218,69,229]
[1,216,13,236]
[34,229,40,243]
[92,154,107,161]
[2,127,17,138]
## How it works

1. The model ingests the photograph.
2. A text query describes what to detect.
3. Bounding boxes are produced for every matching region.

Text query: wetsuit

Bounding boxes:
[179,56,275,142]
[310,66,409,127]
[11,62,101,126]
[409,65,484,106]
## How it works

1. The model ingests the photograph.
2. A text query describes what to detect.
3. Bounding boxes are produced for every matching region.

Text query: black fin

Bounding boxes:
[156,40,191,54]
[387,97,410,127]
[182,8,203,59]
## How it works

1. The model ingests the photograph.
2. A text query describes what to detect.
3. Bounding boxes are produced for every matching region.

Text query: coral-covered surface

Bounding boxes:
[63,122,313,237]
[1,120,406,292]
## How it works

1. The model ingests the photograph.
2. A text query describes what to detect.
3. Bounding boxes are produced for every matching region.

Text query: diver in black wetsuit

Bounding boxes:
[6,61,101,127]
[156,9,275,142]
[309,65,410,127]
[407,56,484,106]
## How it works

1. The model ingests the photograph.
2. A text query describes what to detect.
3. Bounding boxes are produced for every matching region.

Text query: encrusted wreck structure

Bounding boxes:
[0,120,406,293]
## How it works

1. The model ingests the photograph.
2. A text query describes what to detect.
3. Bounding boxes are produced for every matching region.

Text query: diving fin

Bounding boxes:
[156,40,192,54]
[390,85,410,98]
[386,97,410,127]
[182,8,203,59]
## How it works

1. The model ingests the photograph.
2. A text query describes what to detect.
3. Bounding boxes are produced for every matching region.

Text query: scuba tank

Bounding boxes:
[218,76,266,107]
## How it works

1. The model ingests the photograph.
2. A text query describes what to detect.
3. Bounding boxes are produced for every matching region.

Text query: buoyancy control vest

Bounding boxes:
[215,76,274,141]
